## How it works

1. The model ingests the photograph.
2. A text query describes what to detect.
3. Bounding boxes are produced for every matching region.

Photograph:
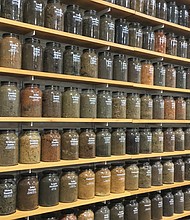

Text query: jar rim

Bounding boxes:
[46,42,61,47]
[1,81,17,86]
[2,33,19,38]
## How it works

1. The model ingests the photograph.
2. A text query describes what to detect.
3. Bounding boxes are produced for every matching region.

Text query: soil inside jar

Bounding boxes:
[111,165,125,193]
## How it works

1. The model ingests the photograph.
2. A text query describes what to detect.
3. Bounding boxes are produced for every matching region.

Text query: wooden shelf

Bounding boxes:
[1,151,190,173]
[1,181,190,220]
[163,211,190,220]
[132,119,190,124]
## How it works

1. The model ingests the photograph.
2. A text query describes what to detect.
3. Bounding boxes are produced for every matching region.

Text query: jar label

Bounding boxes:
[106,60,113,68]
[171,136,175,141]
[53,51,62,60]
[122,26,128,34]
[5,140,16,150]
[117,211,124,218]
[147,135,152,142]
[168,167,174,173]
[55,8,63,17]
[145,204,151,211]
[49,182,58,191]
[33,47,41,57]
[73,54,81,63]
[117,173,125,177]
[90,57,97,65]
[92,18,99,26]
[74,14,82,22]
[158,168,163,175]
[30,139,39,148]
[119,135,126,143]
[68,180,77,188]
[171,102,175,108]
[3,189,13,198]
[169,198,174,205]
[103,214,109,219]
[183,73,187,79]
[89,97,97,105]
[159,37,166,44]
[51,139,59,147]
[70,138,78,146]
[29,93,41,102]
[135,101,140,108]
[181,42,187,48]
[104,136,111,144]
[121,99,126,106]
[85,177,95,185]
[88,137,95,145]
[135,64,141,72]
[8,91,17,101]
[181,135,185,141]
[53,95,60,103]
[148,101,153,108]
[106,98,112,106]
[182,165,185,172]
[180,197,184,202]
[160,102,164,109]
[158,201,163,208]
[12,0,20,5]
[136,31,142,38]
[133,207,138,215]
[161,69,166,75]
[108,22,114,30]
[35,3,43,12]
[27,186,37,195]
[135,136,140,143]
[122,62,128,70]
[9,43,19,55]
[72,95,79,104]
[146,169,151,176]
[159,136,164,142]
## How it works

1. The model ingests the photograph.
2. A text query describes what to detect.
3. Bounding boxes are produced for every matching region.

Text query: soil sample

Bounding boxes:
[124,198,138,220]
[112,91,126,119]
[125,161,139,190]
[140,129,152,154]
[96,129,111,157]
[156,0,167,20]
[128,58,141,83]
[162,190,174,217]
[138,196,151,220]
[140,94,153,119]
[153,95,164,119]
[98,51,113,80]
[95,204,110,220]
[155,29,166,53]
[78,209,94,220]
[113,54,128,81]
[139,160,151,188]
[163,128,175,152]
[142,26,155,50]
[173,189,184,214]
[151,193,163,220]
[152,128,164,153]
[97,90,112,118]
[186,99,190,120]
[174,157,185,182]
[129,22,143,48]
[184,156,190,180]
[184,187,190,211]
[166,33,178,56]
[151,158,163,186]
[126,93,141,119]
[162,157,174,184]
[111,128,126,155]
[111,163,125,193]
[165,64,176,88]
[175,128,185,151]
[185,128,190,150]
[141,61,154,85]
[126,129,140,155]
[100,14,115,42]
[175,97,186,120]
[164,96,175,120]
[110,201,124,220]
[154,62,165,86]
[115,19,129,46]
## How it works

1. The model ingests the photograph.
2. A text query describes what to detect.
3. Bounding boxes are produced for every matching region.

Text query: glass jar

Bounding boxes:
[154,62,166,86]
[0,175,16,215]
[95,203,110,220]
[153,95,164,119]
[78,209,94,220]
[115,0,130,7]
[129,22,143,48]
[152,128,164,153]
[151,193,163,220]
[179,5,189,27]
[63,46,81,76]
[97,90,112,118]
[124,198,138,220]
[125,161,139,190]
[185,128,190,150]
[43,42,63,74]
[186,69,190,89]
[78,166,95,199]
[126,93,141,119]
[128,58,141,83]
[80,49,98,78]
[112,91,126,119]
[21,84,42,117]
[23,0,45,26]
[140,129,152,154]
[0,81,20,117]
[113,54,128,81]
[96,129,111,157]
[62,87,80,118]
[41,129,61,162]
[61,129,79,160]
[166,33,178,56]
[100,14,115,42]
[167,1,179,24]
[42,85,62,118]
[162,157,174,184]
[0,33,21,69]
[175,128,185,151]
[95,165,111,196]
[80,89,97,118]
[155,29,166,53]
[143,26,155,51]
[174,157,185,182]
[151,158,163,186]
[111,128,126,155]
[175,97,186,120]
[156,0,167,20]
[163,190,174,217]
[1,0,23,21]
[173,189,184,214]
[111,163,125,193]
[186,99,190,120]
[176,66,187,89]
[138,196,151,220]
[177,36,188,58]
[79,129,96,159]
[184,187,190,211]
[130,0,144,12]
[126,129,140,154]
[110,201,124,220]
[39,171,59,207]
[165,64,176,88]
[115,19,129,45]
[61,211,77,220]
[164,96,175,120]
[144,0,156,16]
[140,94,153,119]
[64,5,82,35]
[188,41,190,59]
[60,168,78,203]
[139,160,151,188]
[83,10,99,38]
[164,128,175,152]
[17,173,39,211]
[44,0,64,31]
[141,60,154,85]
[98,52,113,80]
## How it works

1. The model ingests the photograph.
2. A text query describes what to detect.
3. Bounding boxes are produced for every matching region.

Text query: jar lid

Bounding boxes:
[45,85,59,90]
[98,51,112,56]
[173,156,182,159]
[95,164,109,169]
[180,4,187,9]
[84,9,97,14]
[139,159,149,163]
[47,0,60,3]
[21,173,37,178]
[150,157,161,161]
[25,37,40,44]
[162,157,172,160]
[62,167,77,172]
[80,165,93,171]
[2,33,19,38]
[100,13,112,19]
[114,54,126,59]
[65,45,79,50]
[46,42,61,47]
[64,87,77,91]
[42,170,58,175]
[125,160,138,164]
[115,18,127,23]
[0,130,16,134]
[182,155,190,159]
[22,129,39,132]
[83,48,96,53]
[24,83,40,87]
[1,81,17,86]
[111,162,125,167]
[67,4,80,10]
[0,175,14,180]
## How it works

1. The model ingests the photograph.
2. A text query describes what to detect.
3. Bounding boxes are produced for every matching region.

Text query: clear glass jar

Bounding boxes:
[144,0,156,16]
[39,171,59,207]
[152,128,164,153]
[61,211,77,220]
[142,26,155,51]
[62,87,80,118]
[140,129,152,154]
[188,41,190,59]
[98,51,113,79]
[100,14,115,42]
[138,196,151,220]
[173,189,184,214]
[174,157,185,182]
[126,93,141,119]
[111,128,126,155]
[187,69,190,89]
[112,91,126,119]
[83,10,99,38]
[0,82,20,117]
[130,0,144,12]
[113,54,128,81]
[61,129,79,160]
[129,22,143,48]
[164,96,175,120]
[97,90,112,118]
[155,29,166,53]
[177,36,188,58]
[141,60,154,85]
[95,165,111,196]
[17,173,39,211]
[151,193,163,220]
[111,163,125,193]
[44,0,64,31]
[179,5,189,27]
[154,62,166,86]
[141,94,153,119]
[110,201,124,220]
[165,64,176,88]
[185,128,190,150]
[64,5,82,35]
[186,99,190,120]
[184,187,190,211]
[128,58,141,83]
[125,161,139,190]
[126,129,140,154]
[166,33,178,56]
[41,129,61,162]
[175,97,186,120]
[0,33,21,69]
[176,66,187,89]
[81,49,98,78]
[162,157,174,184]
[0,175,16,215]
[96,129,111,157]
[139,160,151,188]
[156,0,167,20]
[95,203,110,219]
[43,42,63,74]
[153,95,164,119]
[124,198,138,220]
[78,209,94,220]
[63,46,81,76]
[151,158,163,186]
[23,0,45,26]
[164,128,175,152]
[167,1,179,24]
[163,190,174,217]
[115,19,129,45]
[79,129,96,159]
[60,168,78,203]
[80,89,97,118]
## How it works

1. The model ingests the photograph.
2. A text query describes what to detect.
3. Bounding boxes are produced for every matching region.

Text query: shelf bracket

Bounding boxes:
[106,122,109,127]
[97,7,111,16]
[29,169,32,173]
[25,30,36,37]
[153,24,165,31]
[30,122,34,127]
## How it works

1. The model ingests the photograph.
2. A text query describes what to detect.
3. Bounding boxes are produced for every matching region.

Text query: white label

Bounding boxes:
[49,182,58,191]
[169,198,174,205]
[182,165,185,172]
[160,102,164,109]
[135,64,141,72]
[53,51,62,60]
[106,98,112,106]
[118,211,124,218]
[55,8,63,17]
[171,102,175,109]
[73,54,80,63]
[103,214,109,219]
[108,22,114,30]
[148,101,153,108]
[122,62,128,70]
[53,95,60,103]
[68,180,77,189]
[121,99,126,106]
[89,97,96,105]
[30,139,39,148]
[27,186,37,195]
[92,18,99,26]
[137,31,142,37]
[104,136,111,144]
[86,177,95,185]
[29,93,41,102]
[88,137,95,145]
[9,43,19,55]
[8,91,17,101]
[51,139,59,147]
[74,14,82,22]
[123,26,128,34]
[35,3,43,12]
[158,201,163,208]
[106,60,113,68]
[181,42,187,48]
[90,57,97,65]
[146,169,151,176]
[147,135,152,142]
[12,0,20,5]
[158,168,163,175]
[72,95,79,104]
[5,140,16,150]
[135,101,140,108]
[168,167,174,173]
[119,135,126,143]
[70,138,78,146]
[171,136,175,141]
[159,136,164,142]
[133,207,138,214]
[4,189,13,198]
[180,196,184,203]
[33,47,41,57]
[135,136,140,143]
